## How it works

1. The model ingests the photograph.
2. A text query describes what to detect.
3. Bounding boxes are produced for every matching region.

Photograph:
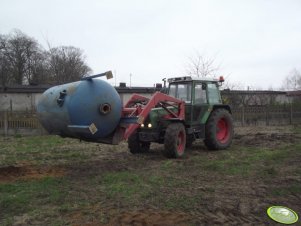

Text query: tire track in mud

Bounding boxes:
[234,132,300,148]
[0,165,65,183]
[106,209,193,226]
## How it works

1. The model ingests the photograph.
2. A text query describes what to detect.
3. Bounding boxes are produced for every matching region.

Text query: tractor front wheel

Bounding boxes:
[163,123,186,158]
[128,133,150,154]
[204,109,233,150]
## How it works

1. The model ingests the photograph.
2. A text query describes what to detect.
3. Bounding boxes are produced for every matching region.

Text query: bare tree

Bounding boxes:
[185,51,219,77]
[0,30,49,85]
[282,68,301,91]
[47,46,91,84]
[0,30,92,86]
[27,49,50,85]
[222,80,244,90]
[0,35,12,86]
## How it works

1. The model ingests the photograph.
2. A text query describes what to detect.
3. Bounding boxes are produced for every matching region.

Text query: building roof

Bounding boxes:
[0,85,162,94]
[0,84,296,96]
[222,89,287,95]
[0,85,51,93]
[286,90,301,96]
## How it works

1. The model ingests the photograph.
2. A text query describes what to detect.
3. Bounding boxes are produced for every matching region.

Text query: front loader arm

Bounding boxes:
[120,92,185,140]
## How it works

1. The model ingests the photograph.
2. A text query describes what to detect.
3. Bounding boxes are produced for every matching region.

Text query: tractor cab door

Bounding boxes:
[192,82,223,125]
[191,82,209,126]
[207,83,222,105]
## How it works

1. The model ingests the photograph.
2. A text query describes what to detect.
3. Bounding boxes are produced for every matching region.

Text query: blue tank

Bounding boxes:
[37,78,122,140]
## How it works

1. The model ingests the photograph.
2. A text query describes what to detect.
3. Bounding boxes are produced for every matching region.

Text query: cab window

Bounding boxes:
[169,84,176,97]
[168,83,192,103]
[207,83,221,104]
[194,83,207,104]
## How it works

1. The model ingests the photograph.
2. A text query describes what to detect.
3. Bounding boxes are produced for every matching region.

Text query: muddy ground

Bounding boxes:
[0,126,300,225]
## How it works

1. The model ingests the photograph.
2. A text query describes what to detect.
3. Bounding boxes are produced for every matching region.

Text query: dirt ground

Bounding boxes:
[0,165,65,183]
[0,126,300,225]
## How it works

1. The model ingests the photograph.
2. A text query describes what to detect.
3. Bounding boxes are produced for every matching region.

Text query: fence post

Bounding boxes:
[4,111,8,136]
[266,105,269,126]
[241,105,245,126]
[290,102,293,125]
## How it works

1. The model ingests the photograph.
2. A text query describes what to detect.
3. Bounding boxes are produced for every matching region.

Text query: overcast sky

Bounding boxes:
[1,0,301,89]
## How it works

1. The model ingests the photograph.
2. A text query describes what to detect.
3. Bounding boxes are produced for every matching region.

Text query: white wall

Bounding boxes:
[0,93,42,112]
[0,92,153,112]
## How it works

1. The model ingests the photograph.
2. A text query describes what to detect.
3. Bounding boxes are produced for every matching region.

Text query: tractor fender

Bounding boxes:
[200,104,232,124]
[212,104,232,114]
[201,105,231,125]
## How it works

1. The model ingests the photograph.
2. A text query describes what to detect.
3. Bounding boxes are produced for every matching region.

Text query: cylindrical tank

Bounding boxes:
[37,79,122,140]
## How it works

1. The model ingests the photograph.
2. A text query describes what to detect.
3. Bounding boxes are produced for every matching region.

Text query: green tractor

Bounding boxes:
[128,76,234,158]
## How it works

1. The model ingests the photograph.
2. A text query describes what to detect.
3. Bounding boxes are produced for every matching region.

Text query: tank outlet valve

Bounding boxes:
[99,103,111,115]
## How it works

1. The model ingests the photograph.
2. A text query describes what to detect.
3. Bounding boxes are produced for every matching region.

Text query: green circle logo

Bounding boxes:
[267,206,298,224]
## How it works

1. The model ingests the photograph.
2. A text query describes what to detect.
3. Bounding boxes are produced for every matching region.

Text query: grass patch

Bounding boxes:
[0,128,300,225]
[293,167,301,176]
[163,194,203,209]
[0,177,68,218]
[98,170,199,209]
[270,184,301,197]
[0,136,94,165]
[100,171,169,203]
[204,159,252,175]
[292,125,301,134]
[160,159,174,170]
[102,171,144,200]
[14,134,22,139]
[259,166,278,177]
[190,143,301,177]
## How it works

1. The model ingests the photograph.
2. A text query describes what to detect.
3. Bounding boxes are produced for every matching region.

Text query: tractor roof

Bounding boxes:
[167,76,223,83]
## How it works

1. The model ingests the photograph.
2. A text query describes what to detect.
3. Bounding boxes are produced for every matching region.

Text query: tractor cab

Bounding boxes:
[167,76,224,104]
[167,76,225,126]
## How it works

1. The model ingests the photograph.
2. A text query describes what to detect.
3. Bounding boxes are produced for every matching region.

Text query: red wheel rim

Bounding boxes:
[216,117,229,144]
[177,131,185,154]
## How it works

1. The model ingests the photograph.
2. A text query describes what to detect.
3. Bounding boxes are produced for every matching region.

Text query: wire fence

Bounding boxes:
[231,104,301,126]
[0,111,44,136]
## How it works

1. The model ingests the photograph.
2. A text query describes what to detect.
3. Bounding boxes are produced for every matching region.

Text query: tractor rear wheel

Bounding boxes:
[163,123,186,158]
[204,109,233,150]
[128,133,150,154]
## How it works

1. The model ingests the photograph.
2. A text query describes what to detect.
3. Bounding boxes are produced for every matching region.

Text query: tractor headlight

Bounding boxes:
[147,123,152,128]
[141,123,145,128]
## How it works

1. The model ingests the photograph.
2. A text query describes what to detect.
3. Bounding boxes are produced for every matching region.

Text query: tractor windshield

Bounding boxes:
[169,83,192,103]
